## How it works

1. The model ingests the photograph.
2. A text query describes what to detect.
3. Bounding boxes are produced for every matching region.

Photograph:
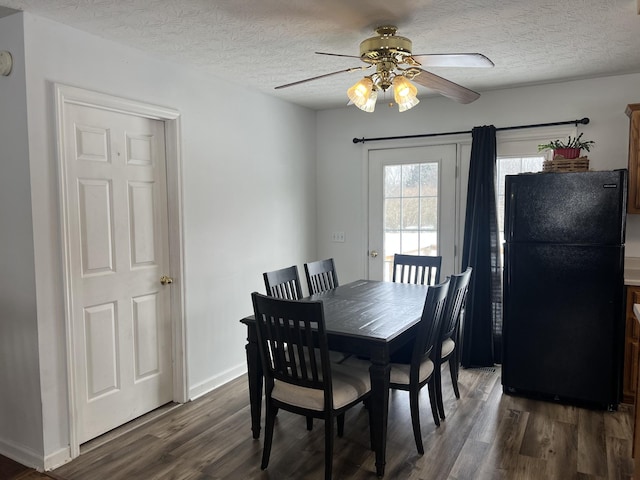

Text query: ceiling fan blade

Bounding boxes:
[412,69,480,104]
[410,53,494,68]
[315,52,362,59]
[274,66,371,89]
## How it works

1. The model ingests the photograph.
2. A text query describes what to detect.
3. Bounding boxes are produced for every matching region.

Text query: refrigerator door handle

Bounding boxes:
[507,188,516,241]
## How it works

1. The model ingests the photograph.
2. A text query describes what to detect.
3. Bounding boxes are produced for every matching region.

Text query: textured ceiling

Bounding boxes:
[0,0,639,110]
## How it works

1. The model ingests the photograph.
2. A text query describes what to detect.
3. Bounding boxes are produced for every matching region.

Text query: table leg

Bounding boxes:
[245,324,263,439]
[369,360,390,477]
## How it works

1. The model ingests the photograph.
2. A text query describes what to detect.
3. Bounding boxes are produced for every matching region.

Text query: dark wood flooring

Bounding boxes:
[2,366,635,479]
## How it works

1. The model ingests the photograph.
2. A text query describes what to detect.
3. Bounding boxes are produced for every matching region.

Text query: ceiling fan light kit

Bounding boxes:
[275,25,493,112]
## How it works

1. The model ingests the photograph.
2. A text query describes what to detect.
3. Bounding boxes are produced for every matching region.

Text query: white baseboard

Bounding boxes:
[44,446,72,471]
[0,437,44,471]
[0,437,71,472]
[188,363,246,400]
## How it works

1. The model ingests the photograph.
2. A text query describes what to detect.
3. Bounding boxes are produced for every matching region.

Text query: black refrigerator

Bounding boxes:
[502,169,627,410]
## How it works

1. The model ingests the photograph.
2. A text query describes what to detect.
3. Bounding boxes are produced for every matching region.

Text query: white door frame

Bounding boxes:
[54,84,187,458]
[361,135,471,279]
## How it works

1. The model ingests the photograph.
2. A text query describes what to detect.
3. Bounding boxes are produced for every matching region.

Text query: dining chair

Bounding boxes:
[343,278,450,455]
[263,265,313,428]
[263,265,304,299]
[263,264,344,429]
[434,267,472,420]
[251,292,372,480]
[303,258,349,364]
[392,253,442,285]
[304,258,339,294]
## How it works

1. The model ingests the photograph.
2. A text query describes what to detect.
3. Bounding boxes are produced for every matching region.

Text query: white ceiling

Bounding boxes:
[1,0,639,110]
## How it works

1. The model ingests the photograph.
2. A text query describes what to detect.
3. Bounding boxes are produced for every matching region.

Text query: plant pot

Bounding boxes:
[553,148,581,159]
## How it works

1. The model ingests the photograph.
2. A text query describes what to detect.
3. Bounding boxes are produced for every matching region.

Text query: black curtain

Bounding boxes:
[461,125,502,367]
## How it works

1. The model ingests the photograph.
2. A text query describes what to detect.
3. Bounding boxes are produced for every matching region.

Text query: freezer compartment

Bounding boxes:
[502,243,624,408]
[505,170,627,245]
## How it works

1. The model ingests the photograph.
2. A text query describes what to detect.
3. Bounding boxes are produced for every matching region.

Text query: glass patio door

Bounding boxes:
[368,144,457,281]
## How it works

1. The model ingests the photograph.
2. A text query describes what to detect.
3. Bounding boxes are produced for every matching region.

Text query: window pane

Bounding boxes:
[383,161,440,267]
[384,232,400,263]
[419,230,438,256]
[385,165,401,197]
[523,157,544,173]
[497,195,506,238]
[420,197,437,230]
[385,198,401,230]
[420,163,438,196]
[497,158,522,195]
[402,164,420,197]
[383,260,393,282]
[496,155,544,261]
[402,198,419,230]
[401,231,419,255]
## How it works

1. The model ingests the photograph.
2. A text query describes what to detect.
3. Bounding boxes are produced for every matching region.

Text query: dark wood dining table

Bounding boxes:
[240,279,429,477]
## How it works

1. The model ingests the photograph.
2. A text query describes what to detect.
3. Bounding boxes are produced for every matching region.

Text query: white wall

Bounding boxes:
[0,12,44,466]
[4,7,639,470]
[316,73,640,282]
[0,11,317,469]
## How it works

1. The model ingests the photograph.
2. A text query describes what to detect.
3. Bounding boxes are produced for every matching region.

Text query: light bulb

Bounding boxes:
[393,76,420,112]
[347,77,377,112]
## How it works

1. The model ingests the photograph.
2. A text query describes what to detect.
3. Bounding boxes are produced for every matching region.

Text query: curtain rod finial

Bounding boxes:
[578,117,590,125]
[353,137,365,144]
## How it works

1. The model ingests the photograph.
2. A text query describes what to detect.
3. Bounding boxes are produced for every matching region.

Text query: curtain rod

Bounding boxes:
[352,117,590,144]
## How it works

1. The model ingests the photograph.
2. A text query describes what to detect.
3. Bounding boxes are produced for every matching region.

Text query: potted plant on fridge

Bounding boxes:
[537,133,595,160]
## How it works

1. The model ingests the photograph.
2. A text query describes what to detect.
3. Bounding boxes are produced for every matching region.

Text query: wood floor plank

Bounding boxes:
[448,438,492,480]
[546,419,578,479]
[519,411,554,459]
[578,408,608,477]
[49,367,635,480]
[606,436,634,480]
[478,406,530,475]
[605,404,634,440]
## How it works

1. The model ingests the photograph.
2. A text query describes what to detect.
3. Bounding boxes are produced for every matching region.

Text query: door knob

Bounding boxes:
[370,250,379,258]
[160,275,174,285]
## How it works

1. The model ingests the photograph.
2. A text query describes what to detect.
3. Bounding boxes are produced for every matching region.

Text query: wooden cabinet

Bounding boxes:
[626,104,640,213]
[636,357,640,470]
[624,286,640,404]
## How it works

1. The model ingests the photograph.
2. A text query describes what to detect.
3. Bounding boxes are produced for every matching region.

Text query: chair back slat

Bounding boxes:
[392,254,442,286]
[304,258,339,294]
[252,292,331,392]
[410,279,450,377]
[440,268,473,342]
[263,265,303,300]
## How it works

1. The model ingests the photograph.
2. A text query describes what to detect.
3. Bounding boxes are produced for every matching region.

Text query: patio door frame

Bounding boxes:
[361,135,472,280]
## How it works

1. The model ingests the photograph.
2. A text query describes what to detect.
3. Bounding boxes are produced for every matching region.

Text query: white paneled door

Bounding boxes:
[62,103,173,443]
[368,145,458,281]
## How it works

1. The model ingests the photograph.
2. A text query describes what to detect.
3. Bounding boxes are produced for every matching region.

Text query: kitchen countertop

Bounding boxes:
[626,257,640,286]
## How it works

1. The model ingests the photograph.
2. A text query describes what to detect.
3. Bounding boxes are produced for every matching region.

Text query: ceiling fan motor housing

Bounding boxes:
[360,26,413,63]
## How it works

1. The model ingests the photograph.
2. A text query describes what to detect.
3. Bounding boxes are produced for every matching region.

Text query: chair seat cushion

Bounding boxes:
[441,338,455,359]
[272,363,371,411]
[341,356,434,387]
[389,358,434,385]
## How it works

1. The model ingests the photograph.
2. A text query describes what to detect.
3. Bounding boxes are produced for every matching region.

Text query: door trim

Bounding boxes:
[54,84,187,458]
[361,135,470,279]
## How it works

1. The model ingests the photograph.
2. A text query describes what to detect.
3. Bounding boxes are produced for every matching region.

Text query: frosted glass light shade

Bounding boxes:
[347,77,377,112]
[360,89,377,112]
[393,76,419,112]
